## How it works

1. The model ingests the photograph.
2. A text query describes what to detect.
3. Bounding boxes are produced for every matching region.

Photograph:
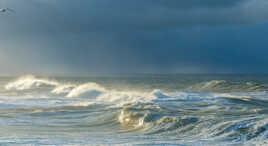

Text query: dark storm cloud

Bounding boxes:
[2,0,267,34]
[147,0,246,9]
[37,0,268,29]
[1,0,268,75]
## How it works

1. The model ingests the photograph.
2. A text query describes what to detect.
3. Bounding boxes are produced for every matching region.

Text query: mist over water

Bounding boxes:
[1,74,268,145]
[1,0,268,145]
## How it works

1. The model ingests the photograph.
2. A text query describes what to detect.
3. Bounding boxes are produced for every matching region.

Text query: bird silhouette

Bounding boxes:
[0,8,15,13]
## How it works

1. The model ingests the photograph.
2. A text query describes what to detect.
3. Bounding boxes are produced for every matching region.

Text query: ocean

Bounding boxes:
[0,74,268,145]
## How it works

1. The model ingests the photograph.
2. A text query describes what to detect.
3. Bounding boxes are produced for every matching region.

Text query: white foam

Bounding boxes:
[213,93,251,99]
[5,75,59,90]
[7,75,248,107]
[51,84,76,94]
[201,80,226,89]
[66,82,106,98]
[68,102,96,107]
[213,93,251,100]
[151,89,169,98]
[94,90,158,106]
[118,110,143,128]
[65,83,166,106]
[4,75,171,107]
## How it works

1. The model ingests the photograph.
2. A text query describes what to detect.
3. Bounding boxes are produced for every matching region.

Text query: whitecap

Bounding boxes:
[51,84,77,94]
[66,82,106,98]
[5,75,59,90]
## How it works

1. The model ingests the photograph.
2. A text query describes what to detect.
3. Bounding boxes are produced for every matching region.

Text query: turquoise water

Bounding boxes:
[0,75,268,145]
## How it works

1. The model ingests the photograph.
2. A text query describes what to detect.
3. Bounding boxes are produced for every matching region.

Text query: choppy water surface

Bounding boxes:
[0,74,268,145]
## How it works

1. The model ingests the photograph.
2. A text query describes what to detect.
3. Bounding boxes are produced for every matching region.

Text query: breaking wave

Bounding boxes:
[2,75,268,145]
[51,84,77,94]
[4,75,267,107]
[115,102,268,145]
[66,83,106,98]
[5,75,59,90]
[4,75,167,107]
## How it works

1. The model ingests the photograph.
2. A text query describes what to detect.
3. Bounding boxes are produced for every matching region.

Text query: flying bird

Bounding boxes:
[0,8,15,13]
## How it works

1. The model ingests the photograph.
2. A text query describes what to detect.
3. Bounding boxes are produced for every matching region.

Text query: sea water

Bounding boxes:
[0,74,268,145]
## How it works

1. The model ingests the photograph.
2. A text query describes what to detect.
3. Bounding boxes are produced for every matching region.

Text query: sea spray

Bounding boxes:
[5,75,59,90]
[1,75,268,145]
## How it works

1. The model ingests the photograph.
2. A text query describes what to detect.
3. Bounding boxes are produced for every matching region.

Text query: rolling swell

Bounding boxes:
[5,75,268,94]
[1,75,268,145]
[188,80,267,92]
[13,98,267,145]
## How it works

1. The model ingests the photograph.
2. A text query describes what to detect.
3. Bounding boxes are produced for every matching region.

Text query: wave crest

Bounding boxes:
[188,80,266,92]
[51,84,77,94]
[66,83,106,98]
[5,75,59,90]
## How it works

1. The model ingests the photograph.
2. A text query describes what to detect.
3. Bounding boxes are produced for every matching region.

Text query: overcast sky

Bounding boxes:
[0,0,268,76]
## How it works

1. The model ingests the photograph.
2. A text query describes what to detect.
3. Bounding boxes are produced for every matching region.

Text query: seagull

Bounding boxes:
[0,8,15,13]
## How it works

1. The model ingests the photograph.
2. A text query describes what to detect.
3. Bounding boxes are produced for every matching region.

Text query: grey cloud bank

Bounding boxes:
[0,0,268,76]
[3,0,268,32]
